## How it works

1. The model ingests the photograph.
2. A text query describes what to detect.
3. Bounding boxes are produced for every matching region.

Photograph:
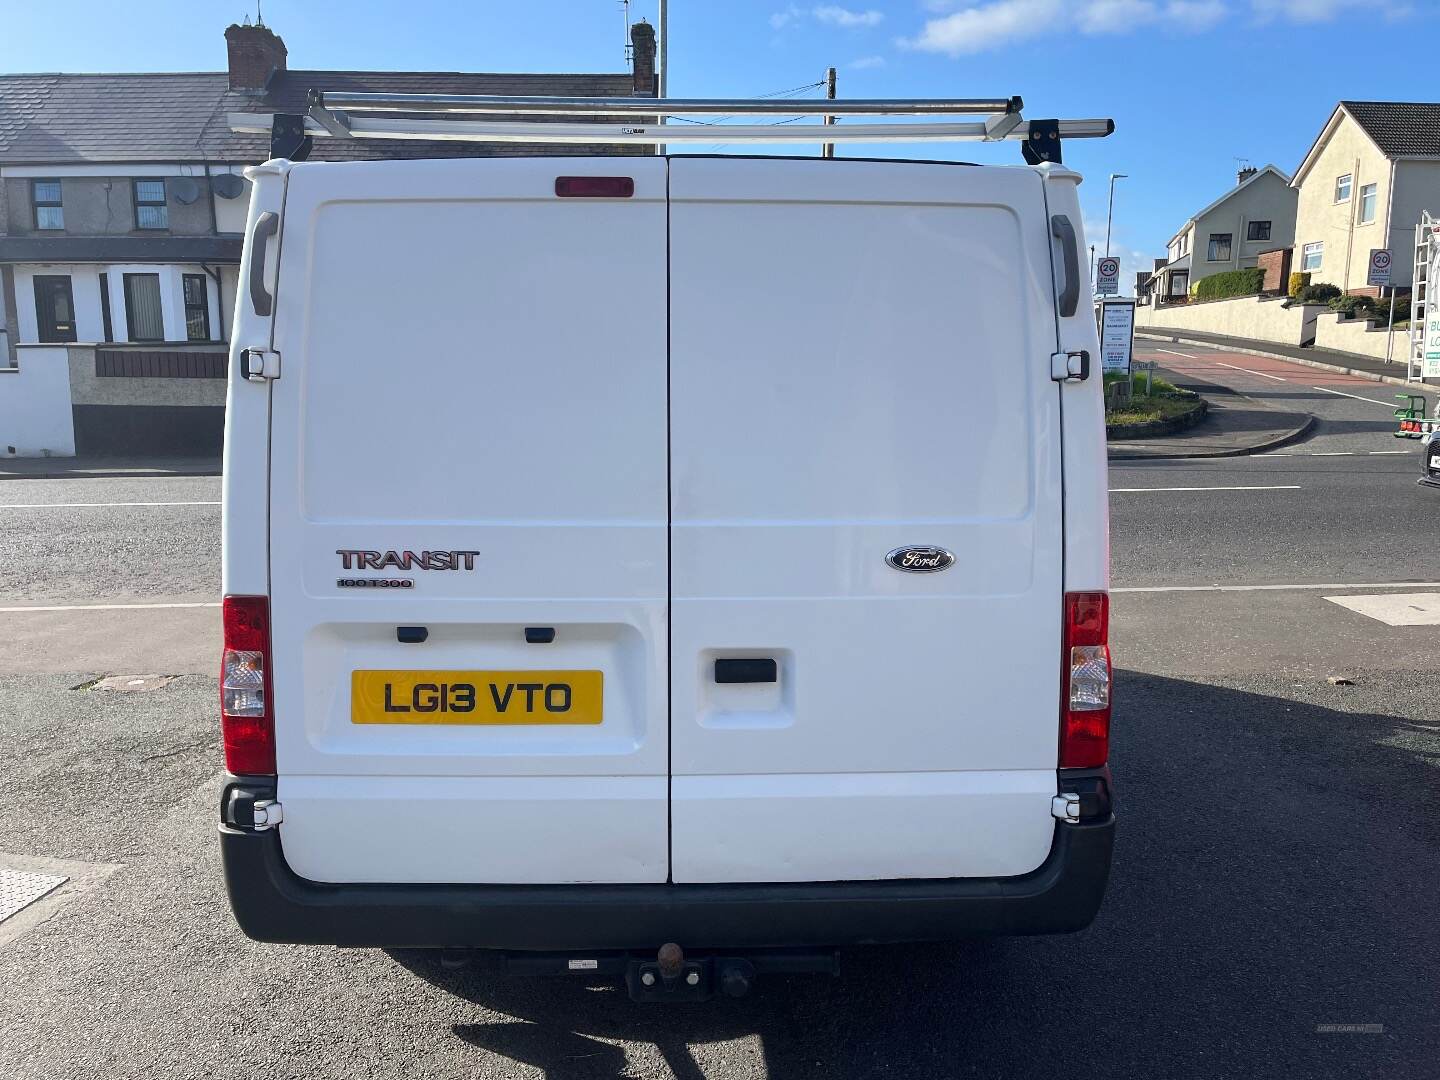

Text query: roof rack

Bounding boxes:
[229,92,1114,164]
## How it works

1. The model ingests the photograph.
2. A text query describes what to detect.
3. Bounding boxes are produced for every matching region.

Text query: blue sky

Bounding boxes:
[3,0,1437,283]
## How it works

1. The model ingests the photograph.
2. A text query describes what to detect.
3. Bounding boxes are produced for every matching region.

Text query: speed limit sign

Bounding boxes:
[1368,248,1392,287]
[1096,256,1120,296]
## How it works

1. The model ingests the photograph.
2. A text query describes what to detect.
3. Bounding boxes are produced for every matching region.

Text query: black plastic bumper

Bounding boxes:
[220,815,1114,950]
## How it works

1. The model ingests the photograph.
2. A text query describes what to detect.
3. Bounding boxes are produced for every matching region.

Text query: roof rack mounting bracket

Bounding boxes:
[306,90,354,140]
[270,114,313,162]
[1021,118,1062,165]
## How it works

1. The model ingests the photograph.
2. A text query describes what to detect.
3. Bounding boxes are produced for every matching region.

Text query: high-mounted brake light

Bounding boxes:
[1060,591,1111,769]
[221,595,275,775]
[554,175,634,198]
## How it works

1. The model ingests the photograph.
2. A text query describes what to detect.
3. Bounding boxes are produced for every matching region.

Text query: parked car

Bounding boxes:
[218,148,1114,1000]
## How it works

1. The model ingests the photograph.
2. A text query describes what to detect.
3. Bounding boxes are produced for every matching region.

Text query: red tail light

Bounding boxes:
[555,175,634,198]
[1061,591,1111,768]
[221,595,275,775]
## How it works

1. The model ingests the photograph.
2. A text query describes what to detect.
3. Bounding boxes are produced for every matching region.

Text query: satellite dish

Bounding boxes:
[172,177,200,204]
[212,174,245,200]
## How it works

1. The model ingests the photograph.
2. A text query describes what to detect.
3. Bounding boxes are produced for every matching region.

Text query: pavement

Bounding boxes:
[0,455,221,480]
[1,341,1438,1078]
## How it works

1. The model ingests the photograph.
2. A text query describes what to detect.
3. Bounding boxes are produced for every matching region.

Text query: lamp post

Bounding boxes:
[1105,173,1128,258]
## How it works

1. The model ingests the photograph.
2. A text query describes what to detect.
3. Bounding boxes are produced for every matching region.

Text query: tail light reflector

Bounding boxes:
[555,175,635,198]
[1061,591,1111,768]
[221,595,275,775]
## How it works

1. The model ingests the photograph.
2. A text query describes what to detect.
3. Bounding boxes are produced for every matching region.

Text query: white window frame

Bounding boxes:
[1334,174,1352,203]
[1357,182,1377,225]
[1301,242,1324,272]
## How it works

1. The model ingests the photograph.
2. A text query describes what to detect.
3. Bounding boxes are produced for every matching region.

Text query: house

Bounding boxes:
[1290,100,1440,295]
[1146,164,1297,302]
[0,18,655,455]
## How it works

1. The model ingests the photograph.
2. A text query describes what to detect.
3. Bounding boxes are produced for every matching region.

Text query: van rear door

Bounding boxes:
[667,158,1065,883]
[264,159,670,885]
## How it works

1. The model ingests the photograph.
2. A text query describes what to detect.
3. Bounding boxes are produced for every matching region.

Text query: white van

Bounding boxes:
[219,113,1114,999]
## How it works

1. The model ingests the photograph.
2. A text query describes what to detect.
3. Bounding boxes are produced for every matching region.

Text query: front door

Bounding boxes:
[34,275,77,343]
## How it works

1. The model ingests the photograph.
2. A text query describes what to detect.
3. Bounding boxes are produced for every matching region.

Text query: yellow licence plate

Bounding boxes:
[351,670,603,726]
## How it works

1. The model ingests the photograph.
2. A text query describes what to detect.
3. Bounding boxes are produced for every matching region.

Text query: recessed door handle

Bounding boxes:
[714,658,777,684]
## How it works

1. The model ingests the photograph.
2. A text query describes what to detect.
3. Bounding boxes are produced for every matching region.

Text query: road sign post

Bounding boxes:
[1096,256,1120,297]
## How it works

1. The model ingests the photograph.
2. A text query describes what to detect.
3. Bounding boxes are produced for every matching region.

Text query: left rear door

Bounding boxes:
[264,158,671,885]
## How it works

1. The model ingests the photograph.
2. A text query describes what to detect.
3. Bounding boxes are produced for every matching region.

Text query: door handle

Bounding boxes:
[714,658,777,684]
[1050,214,1080,318]
[249,211,279,317]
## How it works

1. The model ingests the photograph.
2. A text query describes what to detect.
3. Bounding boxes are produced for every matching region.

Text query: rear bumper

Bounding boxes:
[220,814,1115,950]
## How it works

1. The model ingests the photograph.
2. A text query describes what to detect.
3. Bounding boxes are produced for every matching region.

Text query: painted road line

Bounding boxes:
[1115,581,1440,594]
[1154,348,1196,359]
[1324,593,1440,626]
[1214,361,1287,381]
[0,501,220,509]
[1109,485,1301,493]
[0,602,220,613]
[1310,385,1394,408]
[1268,450,1412,457]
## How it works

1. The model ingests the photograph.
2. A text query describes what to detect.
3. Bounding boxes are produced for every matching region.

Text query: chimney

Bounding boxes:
[225,22,287,92]
[630,21,657,97]
[1237,165,1258,185]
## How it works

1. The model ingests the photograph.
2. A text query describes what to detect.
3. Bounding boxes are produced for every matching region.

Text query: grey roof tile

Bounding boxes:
[1341,100,1440,158]
[0,69,641,164]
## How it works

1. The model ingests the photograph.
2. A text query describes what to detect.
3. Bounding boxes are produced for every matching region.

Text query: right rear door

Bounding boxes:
[667,158,1065,884]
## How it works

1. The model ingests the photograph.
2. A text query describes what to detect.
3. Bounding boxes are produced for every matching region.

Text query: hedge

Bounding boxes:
[1297,283,1342,305]
[1288,272,1311,298]
[1192,267,1266,300]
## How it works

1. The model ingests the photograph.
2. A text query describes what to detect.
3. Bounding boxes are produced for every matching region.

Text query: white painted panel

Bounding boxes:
[279,775,668,884]
[671,771,1058,882]
[1325,592,1440,626]
[668,158,1065,883]
[0,347,75,456]
[265,157,670,884]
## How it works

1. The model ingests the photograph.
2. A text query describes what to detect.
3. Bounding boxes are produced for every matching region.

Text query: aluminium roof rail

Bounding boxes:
[229,91,1113,164]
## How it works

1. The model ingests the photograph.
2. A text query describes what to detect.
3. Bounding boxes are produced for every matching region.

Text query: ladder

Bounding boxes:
[1415,213,1437,383]
[228,91,1114,164]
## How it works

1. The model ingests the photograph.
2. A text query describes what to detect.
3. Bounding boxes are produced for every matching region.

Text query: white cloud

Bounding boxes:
[900,0,1229,55]
[1251,0,1341,21]
[770,5,803,29]
[850,54,887,68]
[813,5,886,27]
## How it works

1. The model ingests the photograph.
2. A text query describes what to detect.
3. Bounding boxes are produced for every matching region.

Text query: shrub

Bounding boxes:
[1329,295,1378,319]
[1193,267,1266,301]
[1288,271,1311,298]
[1371,297,1411,327]
[1297,283,1342,305]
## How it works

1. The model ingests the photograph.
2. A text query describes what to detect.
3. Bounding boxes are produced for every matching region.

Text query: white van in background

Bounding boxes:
[218,140,1114,1000]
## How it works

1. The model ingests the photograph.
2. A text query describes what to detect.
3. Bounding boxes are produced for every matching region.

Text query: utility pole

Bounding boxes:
[1105,173,1128,258]
[657,0,668,156]
[822,67,837,159]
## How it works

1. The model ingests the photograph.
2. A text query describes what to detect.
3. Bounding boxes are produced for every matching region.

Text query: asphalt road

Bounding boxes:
[1,344,1437,1078]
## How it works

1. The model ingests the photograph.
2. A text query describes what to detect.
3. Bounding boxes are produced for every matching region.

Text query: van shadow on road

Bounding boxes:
[387,671,1440,1080]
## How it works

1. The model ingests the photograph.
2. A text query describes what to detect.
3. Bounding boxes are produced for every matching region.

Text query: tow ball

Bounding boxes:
[626,943,756,1002]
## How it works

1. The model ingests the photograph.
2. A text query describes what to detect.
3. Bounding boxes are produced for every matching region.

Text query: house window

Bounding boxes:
[182,274,211,341]
[1168,271,1189,297]
[123,273,165,341]
[1358,183,1377,224]
[133,180,169,229]
[1207,233,1233,262]
[1247,220,1272,242]
[1301,242,1324,272]
[1335,174,1352,203]
[98,272,114,343]
[32,180,63,230]
[33,275,77,343]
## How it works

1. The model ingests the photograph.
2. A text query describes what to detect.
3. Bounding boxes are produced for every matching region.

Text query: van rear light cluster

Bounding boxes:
[221,595,275,775]
[1060,591,1111,769]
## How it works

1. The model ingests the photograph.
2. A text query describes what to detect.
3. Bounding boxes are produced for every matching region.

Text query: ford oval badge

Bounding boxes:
[885,546,955,573]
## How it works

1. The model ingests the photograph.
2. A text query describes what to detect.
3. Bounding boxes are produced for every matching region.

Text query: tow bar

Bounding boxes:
[491,944,841,1002]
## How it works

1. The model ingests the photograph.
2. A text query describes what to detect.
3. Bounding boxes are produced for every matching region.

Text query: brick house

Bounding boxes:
[0,19,655,455]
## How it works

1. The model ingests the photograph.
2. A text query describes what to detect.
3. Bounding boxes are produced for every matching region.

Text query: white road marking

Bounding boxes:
[1109,485,1301,493]
[0,501,219,509]
[1267,450,1412,457]
[1115,581,1440,594]
[1324,592,1440,626]
[0,602,219,613]
[1154,348,1196,358]
[1214,361,1287,381]
[1310,385,1394,408]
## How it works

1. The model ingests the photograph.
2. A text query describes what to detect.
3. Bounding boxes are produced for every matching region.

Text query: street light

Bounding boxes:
[1105,173,1128,259]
